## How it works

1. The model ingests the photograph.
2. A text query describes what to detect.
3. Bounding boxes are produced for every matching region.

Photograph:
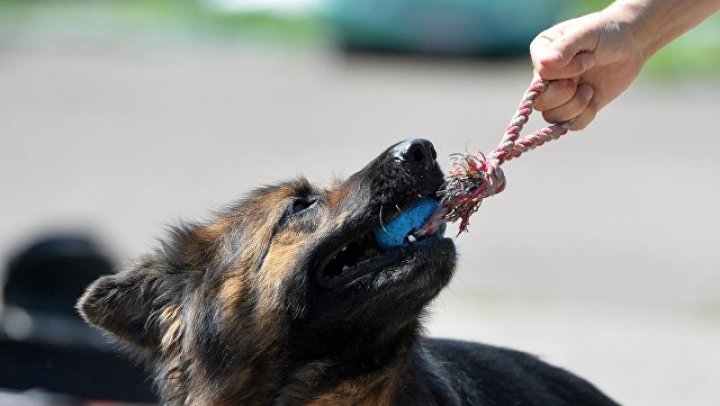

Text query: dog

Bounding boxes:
[78,139,618,405]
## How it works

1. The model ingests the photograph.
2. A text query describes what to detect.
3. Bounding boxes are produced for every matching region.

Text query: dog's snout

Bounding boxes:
[391,139,437,169]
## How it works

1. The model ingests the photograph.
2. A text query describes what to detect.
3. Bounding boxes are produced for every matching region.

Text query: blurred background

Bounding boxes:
[0,0,718,404]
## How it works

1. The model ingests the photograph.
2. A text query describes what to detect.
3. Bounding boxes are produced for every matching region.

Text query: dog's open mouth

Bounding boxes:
[321,232,383,279]
[320,195,446,282]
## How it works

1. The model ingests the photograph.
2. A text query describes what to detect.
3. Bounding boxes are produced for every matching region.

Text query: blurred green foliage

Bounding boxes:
[0,0,717,77]
[572,0,615,13]
[0,0,326,46]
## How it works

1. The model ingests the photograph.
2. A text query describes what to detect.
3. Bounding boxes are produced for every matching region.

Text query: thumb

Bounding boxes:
[542,24,599,69]
[530,27,565,69]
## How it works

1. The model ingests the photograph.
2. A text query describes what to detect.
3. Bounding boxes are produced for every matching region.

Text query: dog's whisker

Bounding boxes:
[379,204,388,233]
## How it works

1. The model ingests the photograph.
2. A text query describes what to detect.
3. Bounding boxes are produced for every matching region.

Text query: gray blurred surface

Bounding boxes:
[1,47,718,405]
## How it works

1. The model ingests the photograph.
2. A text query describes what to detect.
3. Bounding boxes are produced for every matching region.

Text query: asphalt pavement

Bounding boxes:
[1,46,718,405]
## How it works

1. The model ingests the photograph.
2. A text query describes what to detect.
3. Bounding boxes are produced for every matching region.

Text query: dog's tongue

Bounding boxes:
[373,197,446,251]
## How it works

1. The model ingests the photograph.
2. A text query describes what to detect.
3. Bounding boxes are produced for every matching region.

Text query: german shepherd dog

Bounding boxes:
[78,139,618,405]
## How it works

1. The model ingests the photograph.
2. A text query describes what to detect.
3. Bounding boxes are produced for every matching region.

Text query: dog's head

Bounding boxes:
[78,139,456,403]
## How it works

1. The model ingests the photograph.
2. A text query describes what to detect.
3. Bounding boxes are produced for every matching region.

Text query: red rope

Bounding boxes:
[421,75,571,235]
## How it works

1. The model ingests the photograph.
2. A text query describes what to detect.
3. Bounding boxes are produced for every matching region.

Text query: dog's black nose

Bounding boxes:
[391,139,437,169]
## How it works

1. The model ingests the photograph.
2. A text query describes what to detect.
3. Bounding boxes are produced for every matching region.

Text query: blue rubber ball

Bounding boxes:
[373,197,442,251]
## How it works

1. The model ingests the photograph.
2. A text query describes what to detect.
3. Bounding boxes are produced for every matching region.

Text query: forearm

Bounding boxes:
[607,0,720,58]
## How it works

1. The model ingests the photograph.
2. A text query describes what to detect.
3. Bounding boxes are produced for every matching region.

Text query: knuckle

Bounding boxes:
[571,109,596,130]
[583,104,598,119]
[567,58,586,76]
[571,94,589,110]
[535,64,553,79]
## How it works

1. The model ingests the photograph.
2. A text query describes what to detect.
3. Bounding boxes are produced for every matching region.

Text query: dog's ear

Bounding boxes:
[77,256,183,349]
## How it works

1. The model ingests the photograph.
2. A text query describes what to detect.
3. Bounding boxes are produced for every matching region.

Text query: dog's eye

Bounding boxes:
[291,199,315,215]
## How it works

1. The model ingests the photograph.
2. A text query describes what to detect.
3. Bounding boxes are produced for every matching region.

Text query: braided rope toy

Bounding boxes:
[420,75,572,236]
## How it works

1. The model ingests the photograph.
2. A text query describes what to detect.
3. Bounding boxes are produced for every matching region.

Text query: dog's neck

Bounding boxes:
[275,341,411,406]
[161,320,435,405]
[164,337,452,406]
[284,336,456,406]
[303,364,400,406]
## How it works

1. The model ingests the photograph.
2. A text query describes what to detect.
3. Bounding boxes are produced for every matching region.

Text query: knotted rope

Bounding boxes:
[420,75,571,235]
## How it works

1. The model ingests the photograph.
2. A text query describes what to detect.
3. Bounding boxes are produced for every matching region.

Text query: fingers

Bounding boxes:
[536,52,596,80]
[535,80,598,130]
[541,83,594,125]
[534,79,577,111]
[529,28,562,68]
[569,104,597,130]
[545,23,600,68]
[530,19,601,80]
[530,26,572,73]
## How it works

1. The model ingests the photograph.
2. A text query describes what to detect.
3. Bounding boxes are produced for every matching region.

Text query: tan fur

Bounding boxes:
[307,368,398,406]
[258,234,302,311]
[326,184,351,210]
[159,305,182,353]
[196,217,232,243]
[157,305,185,392]
[218,273,245,311]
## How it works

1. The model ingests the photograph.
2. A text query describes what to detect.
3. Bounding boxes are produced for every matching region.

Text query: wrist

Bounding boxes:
[602,0,654,61]
[605,0,720,60]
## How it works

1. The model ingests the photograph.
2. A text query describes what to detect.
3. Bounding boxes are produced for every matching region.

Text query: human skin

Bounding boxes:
[530,0,720,130]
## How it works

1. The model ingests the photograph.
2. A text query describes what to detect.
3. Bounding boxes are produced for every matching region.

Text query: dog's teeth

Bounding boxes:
[342,265,350,271]
[407,235,417,243]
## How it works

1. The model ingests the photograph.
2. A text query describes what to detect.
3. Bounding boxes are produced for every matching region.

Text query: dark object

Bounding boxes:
[0,234,156,402]
[328,0,566,56]
[5,236,114,316]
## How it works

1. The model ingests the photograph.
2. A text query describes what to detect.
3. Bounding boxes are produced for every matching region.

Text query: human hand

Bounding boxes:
[530,6,647,130]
